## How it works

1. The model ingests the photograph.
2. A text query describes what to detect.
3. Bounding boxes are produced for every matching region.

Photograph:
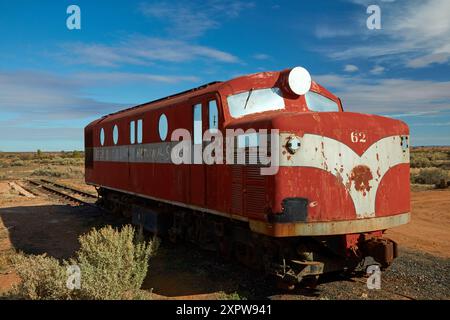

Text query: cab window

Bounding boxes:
[305,91,339,112]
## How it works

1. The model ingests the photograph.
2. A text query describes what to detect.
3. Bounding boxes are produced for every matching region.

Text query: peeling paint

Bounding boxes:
[349,165,373,196]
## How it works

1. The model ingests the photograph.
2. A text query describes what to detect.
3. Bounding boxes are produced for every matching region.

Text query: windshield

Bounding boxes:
[305,91,340,112]
[227,87,285,118]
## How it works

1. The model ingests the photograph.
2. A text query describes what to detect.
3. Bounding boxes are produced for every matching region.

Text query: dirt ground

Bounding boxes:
[0,179,449,299]
[386,189,450,258]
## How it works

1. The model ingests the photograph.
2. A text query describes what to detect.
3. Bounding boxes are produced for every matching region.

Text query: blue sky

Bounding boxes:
[0,0,449,151]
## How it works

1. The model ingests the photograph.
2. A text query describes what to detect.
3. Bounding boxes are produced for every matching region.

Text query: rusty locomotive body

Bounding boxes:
[85,67,410,286]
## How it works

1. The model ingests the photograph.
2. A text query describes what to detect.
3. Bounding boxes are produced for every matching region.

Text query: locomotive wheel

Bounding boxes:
[276,278,296,291]
[301,275,319,289]
[217,237,233,261]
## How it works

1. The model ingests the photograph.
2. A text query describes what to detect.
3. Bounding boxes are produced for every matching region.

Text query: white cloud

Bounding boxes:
[314,73,450,114]
[344,64,359,72]
[315,25,355,39]
[322,0,450,69]
[59,36,239,67]
[370,65,385,75]
[139,1,254,38]
[252,53,271,60]
[74,72,199,84]
[0,70,199,123]
[411,121,450,127]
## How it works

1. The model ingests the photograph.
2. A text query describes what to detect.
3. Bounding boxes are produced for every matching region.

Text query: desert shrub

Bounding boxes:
[0,159,8,168]
[411,168,449,185]
[10,225,157,300]
[31,166,83,178]
[59,151,84,159]
[31,167,70,178]
[410,155,431,168]
[11,160,25,167]
[18,154,33,161]
[71,225,158,300]
[429,152,449,161]
[50,157,83,166]
[11,254,71,300]
[438,161,450,170]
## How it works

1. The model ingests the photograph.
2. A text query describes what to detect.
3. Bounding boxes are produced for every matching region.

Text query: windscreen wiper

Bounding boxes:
[243,88,253,110]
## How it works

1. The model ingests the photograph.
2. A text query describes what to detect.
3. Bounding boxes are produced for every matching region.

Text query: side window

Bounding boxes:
[208,100,218,133]
[137,119,143,143]
[130,120,135,144]
[100,128,105,146]
[193,104,202,145]
[113,125,119,145]
[158,114,168,141]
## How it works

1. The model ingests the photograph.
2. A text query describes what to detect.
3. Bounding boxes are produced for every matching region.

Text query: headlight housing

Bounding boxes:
[286,137,301,154]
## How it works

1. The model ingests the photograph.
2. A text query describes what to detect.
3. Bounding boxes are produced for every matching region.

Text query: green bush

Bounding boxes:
[71,225,158,300]
[410,155,431,168]
[12,254,71,300]
[11,160,25,167]
[31,167,69,178]
[18,154,33,161]
[411,168,449,185]
[10,225,158,300]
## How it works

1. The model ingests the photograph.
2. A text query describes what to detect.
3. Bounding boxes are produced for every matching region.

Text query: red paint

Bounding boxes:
[85,68,410,235]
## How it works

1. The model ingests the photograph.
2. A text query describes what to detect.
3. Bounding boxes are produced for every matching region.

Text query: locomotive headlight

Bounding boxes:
[286,137,301,154]
[400,135,409,152]
[287,66,312,95]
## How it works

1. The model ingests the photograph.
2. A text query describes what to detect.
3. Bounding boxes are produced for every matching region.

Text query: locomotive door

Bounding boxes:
[190,100,207,206]
[189,94,220,208]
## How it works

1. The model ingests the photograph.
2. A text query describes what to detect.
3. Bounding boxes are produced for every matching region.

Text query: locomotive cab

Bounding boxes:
[219,67,410,278]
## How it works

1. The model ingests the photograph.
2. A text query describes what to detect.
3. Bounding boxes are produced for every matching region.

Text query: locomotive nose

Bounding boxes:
[272,111,409,150]
[272,111,410,221]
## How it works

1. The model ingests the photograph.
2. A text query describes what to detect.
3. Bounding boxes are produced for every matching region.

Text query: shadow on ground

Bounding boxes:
[0,204,123,259]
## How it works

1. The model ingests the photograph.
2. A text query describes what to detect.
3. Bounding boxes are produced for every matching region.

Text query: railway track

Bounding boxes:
[26,179,98,207]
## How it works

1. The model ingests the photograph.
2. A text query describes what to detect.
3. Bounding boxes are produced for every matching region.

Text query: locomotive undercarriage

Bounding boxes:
[97,187,397,289]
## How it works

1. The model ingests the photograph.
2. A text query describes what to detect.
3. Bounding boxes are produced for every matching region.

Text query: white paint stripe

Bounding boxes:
[279,134,410,218]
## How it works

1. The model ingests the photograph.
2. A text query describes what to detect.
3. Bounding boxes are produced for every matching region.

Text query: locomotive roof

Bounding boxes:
[96,80,224,124]
[87,69,329,126]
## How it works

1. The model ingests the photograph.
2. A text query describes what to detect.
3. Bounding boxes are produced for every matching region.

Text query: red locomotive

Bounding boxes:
[85,67,410,287]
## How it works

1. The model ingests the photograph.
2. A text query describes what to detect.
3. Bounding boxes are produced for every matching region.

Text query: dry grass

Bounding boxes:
[0,151,84,181]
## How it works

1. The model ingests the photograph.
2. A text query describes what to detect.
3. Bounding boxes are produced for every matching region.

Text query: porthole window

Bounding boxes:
[113,125,119,145]
[159,114,168,141]
[100,128,105,146]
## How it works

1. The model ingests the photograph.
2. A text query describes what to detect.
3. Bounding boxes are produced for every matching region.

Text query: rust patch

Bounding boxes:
[349,165,373,196]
